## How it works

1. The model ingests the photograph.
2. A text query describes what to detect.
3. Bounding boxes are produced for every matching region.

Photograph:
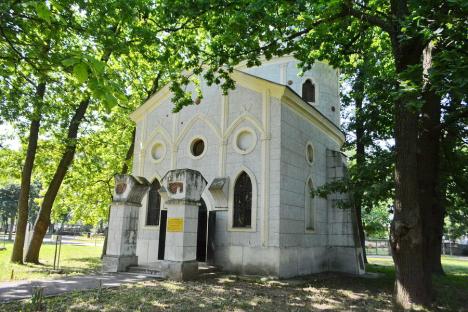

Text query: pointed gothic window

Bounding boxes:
[233,172,252,228]
[146,179,161,226]
[302,79,315,103]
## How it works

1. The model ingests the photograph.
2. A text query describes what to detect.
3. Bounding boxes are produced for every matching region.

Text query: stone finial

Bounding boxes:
[208,177,229,209]
[160,169,207,203]
[113,174,150,205]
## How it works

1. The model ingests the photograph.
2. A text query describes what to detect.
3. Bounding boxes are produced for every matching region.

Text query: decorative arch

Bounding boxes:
[228,166,258,232]
[175,113,222,146]
[305,176,316,233]
[146,177,162,227]
[224,112,265,140]
[141,126,172,155]
[141,172,164,230]
[201,189,215,212]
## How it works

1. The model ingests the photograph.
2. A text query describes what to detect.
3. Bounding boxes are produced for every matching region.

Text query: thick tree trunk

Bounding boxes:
[418,42,444,278]
[25,98,90,263]
[10,82,46,263]
[353,70,368,263]
[389,27,430,306]
[391,96,429,308]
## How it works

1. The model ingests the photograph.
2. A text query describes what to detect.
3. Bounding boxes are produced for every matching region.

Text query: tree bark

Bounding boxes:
[418,42,444,278]
[388,13,430,305]
[25,98,90,263]
[121,129,136,175]
[390,93,429,308]
[353,70,368,263]
[8,216,14,241]
[10,82,46,263]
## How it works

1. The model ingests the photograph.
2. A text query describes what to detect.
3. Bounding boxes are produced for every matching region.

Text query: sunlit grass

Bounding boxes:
[1,253,466,311]
[0,242,102,282]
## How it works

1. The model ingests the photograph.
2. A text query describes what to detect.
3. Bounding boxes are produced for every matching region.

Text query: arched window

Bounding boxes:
[233,172,252,228]
[302,79,315,103]
[305,179,315,231]
[146,179,161,226]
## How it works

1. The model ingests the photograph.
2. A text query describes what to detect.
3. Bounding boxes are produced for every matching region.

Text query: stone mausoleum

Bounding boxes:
[103,56,365,279]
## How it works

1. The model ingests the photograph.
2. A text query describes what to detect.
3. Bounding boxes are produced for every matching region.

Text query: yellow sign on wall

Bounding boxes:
[167,218,184,232]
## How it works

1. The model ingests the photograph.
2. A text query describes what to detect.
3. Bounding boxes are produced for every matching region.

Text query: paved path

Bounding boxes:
[0,273,158,303]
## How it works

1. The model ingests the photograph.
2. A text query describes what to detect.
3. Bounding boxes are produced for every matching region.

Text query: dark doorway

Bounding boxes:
[207,211,216,264]
[196,200,216,263]
[196,200,208,261]
[158,210,167,260]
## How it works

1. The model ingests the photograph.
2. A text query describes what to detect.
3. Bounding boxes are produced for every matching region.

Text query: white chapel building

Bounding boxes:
[128,56,365,277]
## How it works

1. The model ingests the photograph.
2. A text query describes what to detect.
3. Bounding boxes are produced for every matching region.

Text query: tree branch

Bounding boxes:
[343,1,393,34]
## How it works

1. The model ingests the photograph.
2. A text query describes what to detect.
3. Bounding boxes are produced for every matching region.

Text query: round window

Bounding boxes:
[151,142,165,162]
[306,143,314,165]
[234,128,257,154]
[190,138,205,158]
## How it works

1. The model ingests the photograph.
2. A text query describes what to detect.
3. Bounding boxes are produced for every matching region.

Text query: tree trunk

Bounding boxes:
[8,216,15,241]
[25,98,90,263]
[353,70,368,263]
[121,129,136,175]
[418,42,444,278]
[10,82,46,263]
[390,95,429,308]
[388,25,430,306]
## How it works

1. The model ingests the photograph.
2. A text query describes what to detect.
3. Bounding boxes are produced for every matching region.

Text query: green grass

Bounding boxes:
[73,234,105,242]
[365,247,391,256]
[366,256,468,311]
[0,242,102,282]
[2,256,466,311]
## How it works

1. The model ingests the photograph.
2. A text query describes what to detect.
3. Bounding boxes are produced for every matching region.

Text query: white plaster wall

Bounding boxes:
[132,77,283,271]
[240,57,340,126]
[278,103,341,277]
[130,60,354,276]
[279,104,338,246]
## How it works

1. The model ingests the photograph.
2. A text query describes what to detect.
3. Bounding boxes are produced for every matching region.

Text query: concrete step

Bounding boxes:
[198,263,220,274]
[127,266,165,278]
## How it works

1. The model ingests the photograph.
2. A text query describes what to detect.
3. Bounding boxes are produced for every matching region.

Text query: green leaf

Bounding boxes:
[73,63,88,84]
[35,3,51,23]
[88,58,106,75]
[104,93,118,112]
[62,57,80,67]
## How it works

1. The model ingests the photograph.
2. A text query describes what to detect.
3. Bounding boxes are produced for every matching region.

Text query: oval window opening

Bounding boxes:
[236,130,254,152]
[191,138,205,157]
[151,143,165,161]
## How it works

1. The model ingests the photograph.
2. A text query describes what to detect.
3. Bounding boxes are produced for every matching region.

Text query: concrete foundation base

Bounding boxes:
[102,255,138,272]
[153,260,199,280]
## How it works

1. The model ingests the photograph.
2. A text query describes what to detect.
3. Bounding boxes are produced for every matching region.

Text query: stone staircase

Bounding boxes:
[127,262,219,279]
[198,263,219,275]
[127,265,165,278]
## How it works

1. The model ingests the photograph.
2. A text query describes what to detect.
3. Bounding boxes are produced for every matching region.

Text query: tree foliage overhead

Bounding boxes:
[0,0,466,308]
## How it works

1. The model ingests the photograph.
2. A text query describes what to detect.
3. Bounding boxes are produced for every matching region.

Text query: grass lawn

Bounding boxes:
[2,256,467,311]
[0,242,102,282]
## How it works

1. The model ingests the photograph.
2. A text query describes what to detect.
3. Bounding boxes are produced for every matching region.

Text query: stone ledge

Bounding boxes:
[102,255,138,272]
[147,260,199,281]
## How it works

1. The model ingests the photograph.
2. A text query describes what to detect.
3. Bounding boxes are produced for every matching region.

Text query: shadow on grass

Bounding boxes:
[3,261,467,312]
[3,272,396,312]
